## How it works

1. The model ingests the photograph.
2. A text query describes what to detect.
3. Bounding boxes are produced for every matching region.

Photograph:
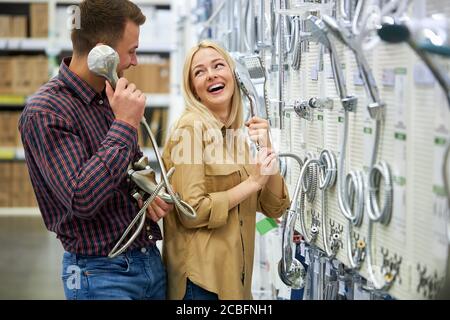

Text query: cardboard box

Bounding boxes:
[139,63,159,93]
[0,163,12,207]
[30,3,48,38]
[11,56,33,95]
[0,57,13,94]
[11,112,23,147]
[11,16,27,38]
[30,56,49,91]
[0,15,11,37]
[157,61,170,93]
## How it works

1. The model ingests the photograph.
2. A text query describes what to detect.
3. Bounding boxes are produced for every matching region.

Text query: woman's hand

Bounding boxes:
[245,116,271,148]
[248,147,279,190]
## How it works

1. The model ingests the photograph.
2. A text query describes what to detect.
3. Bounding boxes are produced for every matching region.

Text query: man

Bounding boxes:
[18,0,172,300]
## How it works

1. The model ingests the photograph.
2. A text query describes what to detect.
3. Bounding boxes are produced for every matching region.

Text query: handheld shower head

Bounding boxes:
[87,45,120,89]
[306,15,332,49]
[234,58,258,119]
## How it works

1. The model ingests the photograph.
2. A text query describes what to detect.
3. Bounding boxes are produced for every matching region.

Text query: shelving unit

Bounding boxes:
[0,0,175,213]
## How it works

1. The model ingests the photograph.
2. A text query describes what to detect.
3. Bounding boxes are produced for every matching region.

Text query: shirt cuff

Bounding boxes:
[259,181,290,217]
[108,119,138,148]
[207,191,229,229]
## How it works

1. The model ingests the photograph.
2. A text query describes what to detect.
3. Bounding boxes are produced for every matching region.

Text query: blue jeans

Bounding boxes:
[61,245,166,300]
[183,278,218,300]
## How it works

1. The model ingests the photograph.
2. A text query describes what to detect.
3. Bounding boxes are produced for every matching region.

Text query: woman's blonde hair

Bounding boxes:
[182,40,243,130]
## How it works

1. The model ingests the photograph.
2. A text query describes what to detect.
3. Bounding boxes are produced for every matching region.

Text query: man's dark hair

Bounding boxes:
[71,0,146,55]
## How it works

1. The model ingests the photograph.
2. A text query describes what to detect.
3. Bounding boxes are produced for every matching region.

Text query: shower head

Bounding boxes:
[241,55,265,80]
[233,57,258,118]
[306,14,332,49]
[87,45,120,89]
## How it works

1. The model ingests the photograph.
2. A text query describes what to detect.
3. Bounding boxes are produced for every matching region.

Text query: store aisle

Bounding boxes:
[0,215,64,299]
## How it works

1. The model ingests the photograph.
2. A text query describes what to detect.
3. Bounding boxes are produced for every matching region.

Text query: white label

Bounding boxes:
[277,284,292,300]
[363,122,375,170]
[432,86,449,258]
[300,241,306,257]
[433,85,450,135]
[305,248,310,265]
[392,128,407,246]
[394,68,407,129]
[354,285,371,300]
[314,258,320,274]
[311,65,319,81]
[337,110,345,152]
[382,68,395,87]
[284,111,292,153]
[325,261,331,277]
[392,181,407,245]
[353,70,364,86]
[317,110,325,147]
[338,280,346,296]
[324,53,334,79]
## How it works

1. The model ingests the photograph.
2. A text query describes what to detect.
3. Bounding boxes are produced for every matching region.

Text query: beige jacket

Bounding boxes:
[162,112,290,300]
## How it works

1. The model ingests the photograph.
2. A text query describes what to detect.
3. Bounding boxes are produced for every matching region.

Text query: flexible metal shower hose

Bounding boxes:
[109,167,175,258]
[290,17,302,71]
[366,161,393,224]
[365,120,394,290]
[298,157,321,243]
[140,119,197,219]
[337,112,365,226]
[319,149,338,258]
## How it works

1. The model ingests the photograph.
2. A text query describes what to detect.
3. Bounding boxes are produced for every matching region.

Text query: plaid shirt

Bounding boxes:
[18,58,161,256]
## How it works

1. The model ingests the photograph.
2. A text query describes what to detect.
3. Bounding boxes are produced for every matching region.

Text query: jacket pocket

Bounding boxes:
[204,164,241,192]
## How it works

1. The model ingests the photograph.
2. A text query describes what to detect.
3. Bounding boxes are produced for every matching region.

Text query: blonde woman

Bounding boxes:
[162,40,290,300]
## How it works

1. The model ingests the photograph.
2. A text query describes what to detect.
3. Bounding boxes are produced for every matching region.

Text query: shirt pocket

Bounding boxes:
[204,164,241,193]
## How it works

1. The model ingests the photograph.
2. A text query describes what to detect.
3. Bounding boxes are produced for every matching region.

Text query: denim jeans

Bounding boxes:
[183,278,218,300]
[61,245,166,300]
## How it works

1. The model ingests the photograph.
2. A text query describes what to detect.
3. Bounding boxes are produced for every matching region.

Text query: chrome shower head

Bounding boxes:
[306,14,332,49]
[87,45,120,89]
[233,56,259,119]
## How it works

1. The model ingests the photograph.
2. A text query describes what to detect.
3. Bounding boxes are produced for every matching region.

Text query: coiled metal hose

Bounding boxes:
[319,149,338,258]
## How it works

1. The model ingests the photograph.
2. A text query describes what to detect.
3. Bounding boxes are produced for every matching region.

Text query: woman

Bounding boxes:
[162,40,290,300]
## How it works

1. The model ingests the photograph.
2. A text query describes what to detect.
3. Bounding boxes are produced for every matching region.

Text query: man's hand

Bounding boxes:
[105,78,146,129]
[138,196,173,222]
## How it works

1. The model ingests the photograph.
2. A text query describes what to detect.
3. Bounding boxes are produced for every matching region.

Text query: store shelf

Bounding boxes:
[0,94,168,109]
[0,207,40,217]
[54,0,170,5]
[0,95,28,107]
[0,39,173,54]
[0,146,166,162]
[0,147,25,161]
[56,40,174,54]
[0,38,48,51]
[146,94,169,108]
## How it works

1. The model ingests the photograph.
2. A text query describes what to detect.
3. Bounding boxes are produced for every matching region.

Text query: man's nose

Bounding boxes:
[130,54,138,66]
